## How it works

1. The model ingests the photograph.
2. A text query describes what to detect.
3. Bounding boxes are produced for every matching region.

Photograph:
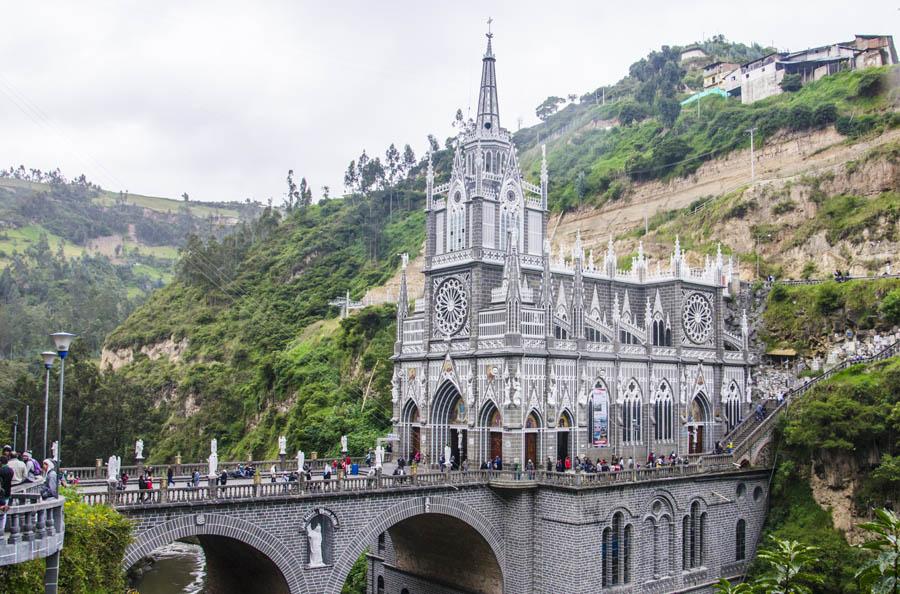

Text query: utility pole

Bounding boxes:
[23,405,29,453]
[747,127,758,182]
[12,414,18,451]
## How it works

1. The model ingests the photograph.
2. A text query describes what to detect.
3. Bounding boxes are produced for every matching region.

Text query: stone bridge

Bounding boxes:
[93,464,769,594]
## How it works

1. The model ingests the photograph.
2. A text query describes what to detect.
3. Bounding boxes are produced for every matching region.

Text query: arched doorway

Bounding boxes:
[401,399,421,460]
[524,410,542,468]
[687,393,711,454]
[479,400,503,464]
[557,410,573,462]
[432,381,467,468]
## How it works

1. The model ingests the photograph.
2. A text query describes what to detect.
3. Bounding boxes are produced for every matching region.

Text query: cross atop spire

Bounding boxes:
[476,24,500,134]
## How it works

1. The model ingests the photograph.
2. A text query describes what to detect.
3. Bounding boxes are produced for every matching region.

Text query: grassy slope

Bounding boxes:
[761,278,900,353]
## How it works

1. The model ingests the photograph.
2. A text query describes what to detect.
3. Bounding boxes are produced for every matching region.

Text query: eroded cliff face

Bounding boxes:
[100,336,189,371]
[550,128,899,280]
[809,449,884,545]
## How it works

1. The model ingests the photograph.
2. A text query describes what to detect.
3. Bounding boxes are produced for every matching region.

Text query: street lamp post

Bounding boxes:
[41,351,56,460]
[50,332,76,469]
[12,414,18,451]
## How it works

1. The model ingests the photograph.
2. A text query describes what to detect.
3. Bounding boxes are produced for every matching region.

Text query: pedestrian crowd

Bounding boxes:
[0,445,60,535]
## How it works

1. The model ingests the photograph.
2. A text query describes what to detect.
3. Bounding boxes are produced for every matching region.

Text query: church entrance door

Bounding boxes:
[525,433,537,467]
[410,427,421,457]
[490,431,502,461]
[556,431,569,461]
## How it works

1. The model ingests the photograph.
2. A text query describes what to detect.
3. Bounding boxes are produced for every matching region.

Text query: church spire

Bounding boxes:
[396,253,409,342]
[476,22,500,134]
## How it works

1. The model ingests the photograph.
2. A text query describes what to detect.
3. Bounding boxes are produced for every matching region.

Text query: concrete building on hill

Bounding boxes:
[390,32,753,472]
[737,34,896,104]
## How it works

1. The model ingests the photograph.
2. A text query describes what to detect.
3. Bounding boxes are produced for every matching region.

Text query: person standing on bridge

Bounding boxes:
[40,459,58,499]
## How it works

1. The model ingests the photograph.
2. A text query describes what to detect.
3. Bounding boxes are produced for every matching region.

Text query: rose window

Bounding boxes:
[434,278,468,336]
[682,293,712,344]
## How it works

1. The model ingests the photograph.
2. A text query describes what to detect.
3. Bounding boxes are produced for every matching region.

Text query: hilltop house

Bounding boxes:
[737,34,896,104]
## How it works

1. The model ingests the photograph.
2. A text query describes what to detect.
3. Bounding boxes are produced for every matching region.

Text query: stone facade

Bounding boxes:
[119,469,769,594]
[391,34,753,472]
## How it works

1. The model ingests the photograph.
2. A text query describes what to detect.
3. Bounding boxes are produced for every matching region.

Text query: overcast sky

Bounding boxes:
[0,1,896,203]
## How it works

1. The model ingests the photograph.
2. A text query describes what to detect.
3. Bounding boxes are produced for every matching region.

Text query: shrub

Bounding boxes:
[856,70,883,97]
[813,103,837,128]
[880,288,900,324]
[780,73,803,92]
[772,200,797,215]
[801,260,818,279]
[816,282,843,315]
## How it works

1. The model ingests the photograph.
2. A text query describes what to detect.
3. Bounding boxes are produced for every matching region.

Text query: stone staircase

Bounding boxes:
[729,341,900,465]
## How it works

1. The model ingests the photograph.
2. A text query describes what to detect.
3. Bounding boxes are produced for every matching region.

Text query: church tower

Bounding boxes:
[423,29,549,349]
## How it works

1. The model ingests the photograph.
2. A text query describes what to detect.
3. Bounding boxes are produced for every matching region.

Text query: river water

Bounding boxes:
[131,541,207,594]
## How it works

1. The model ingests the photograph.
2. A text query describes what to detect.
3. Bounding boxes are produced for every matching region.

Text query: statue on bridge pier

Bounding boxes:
[107,455,119,483]
[307,521,325,567]
[210,438,218,456]
[134,439,144,460]
[297,450,305,474]
[375,445,384,469]
[340,435,348,454]
[278,435,287,456]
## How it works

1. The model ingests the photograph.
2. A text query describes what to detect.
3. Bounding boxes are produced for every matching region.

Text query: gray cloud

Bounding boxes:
[0,0,894,202]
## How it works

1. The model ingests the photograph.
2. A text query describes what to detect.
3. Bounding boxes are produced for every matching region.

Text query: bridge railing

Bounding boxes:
[0,493,66,567]
[66,456,370,484]
[730,341,900,461]
[82,457,749,507]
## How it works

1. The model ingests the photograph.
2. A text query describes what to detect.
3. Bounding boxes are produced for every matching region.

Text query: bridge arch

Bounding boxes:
[124,513,307,594]
[328,495,505,594]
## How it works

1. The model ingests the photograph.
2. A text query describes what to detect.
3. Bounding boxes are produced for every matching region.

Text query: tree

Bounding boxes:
[657,97,682,127]
[343,160,358,194]
[856,508,900,594]
[285,170,299,211]
[384,143,401,218]
[714,579,754,594]
[781,74,803,93]
[321,185,330,200]
[401,144,416,177]
[755,537,823,594]
[299,177,312,207]
[574,171,587,204]
[181,192,189,202]
[535,96,566,121]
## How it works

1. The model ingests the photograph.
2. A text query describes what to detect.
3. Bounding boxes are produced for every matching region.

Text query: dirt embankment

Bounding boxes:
[549,127,899,279]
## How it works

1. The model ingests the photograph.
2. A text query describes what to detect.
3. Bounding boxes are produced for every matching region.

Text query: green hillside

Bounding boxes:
[516,64,898,212]
[0,170,261,357]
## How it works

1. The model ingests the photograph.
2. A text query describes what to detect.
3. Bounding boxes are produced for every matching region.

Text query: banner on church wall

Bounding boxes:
[590,384,609,447]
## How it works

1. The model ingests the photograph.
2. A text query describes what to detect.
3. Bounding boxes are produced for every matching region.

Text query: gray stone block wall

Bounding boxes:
[119,469,768,594]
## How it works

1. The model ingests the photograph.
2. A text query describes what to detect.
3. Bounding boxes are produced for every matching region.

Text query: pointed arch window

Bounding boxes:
[724,381,742,431]
[485,151,493,173]
[622,380,642,444]
[652,315,672,346]
[602,512,631,586]
[735,519,746,561]
[447,194,466,252]
[654,381,674,442]
[683,501,706,569]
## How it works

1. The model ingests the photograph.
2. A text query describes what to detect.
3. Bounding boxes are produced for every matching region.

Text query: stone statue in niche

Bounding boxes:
[307,521,324,567]
[134,439,144,460]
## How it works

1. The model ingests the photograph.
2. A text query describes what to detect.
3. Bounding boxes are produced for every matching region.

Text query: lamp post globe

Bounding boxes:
[49,331,76,468]
[50,332,76,357]
[41,351,56,460]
